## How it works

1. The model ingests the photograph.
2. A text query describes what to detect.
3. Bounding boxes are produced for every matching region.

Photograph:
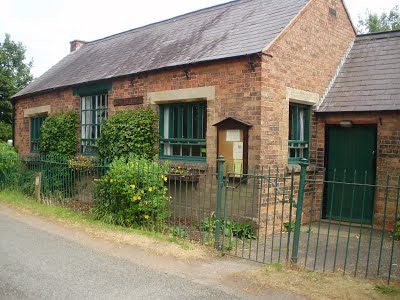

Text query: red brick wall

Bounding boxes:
[14,57,262,166]
[260,0,355,168]
[14,89,80,154]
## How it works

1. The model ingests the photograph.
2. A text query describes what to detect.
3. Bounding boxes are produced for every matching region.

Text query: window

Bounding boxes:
[30,115,46,153]
[80,94,108,154]
[288,103,310,163]
[159,102,206,161]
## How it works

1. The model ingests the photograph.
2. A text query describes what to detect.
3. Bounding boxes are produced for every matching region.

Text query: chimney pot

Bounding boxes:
[69,39,87,52]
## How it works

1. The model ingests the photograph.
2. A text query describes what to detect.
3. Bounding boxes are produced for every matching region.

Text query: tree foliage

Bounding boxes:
[0,34,33,124]
[97,108,158,161]
[0,121,12,142]
[357,5,400,34]
[39,112,78,157]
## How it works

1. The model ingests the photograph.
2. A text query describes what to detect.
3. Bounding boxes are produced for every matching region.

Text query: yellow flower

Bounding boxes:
[138,195,141,200]
[144,215,150,220]
[148,187,153,192]
[130,184,136,189]
[163,176,168,182]
[141,190,145,194]
[132,196,137,202]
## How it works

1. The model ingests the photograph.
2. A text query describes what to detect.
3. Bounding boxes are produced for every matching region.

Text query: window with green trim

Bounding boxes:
[30,115,46,153]
[159,102,207,161]
[80,94,108,154]
[288,103,310,163]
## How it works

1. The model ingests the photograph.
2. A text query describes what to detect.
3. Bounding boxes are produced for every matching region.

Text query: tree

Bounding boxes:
[357,5,400,34]
[0,34,33,124]
[0,121,12,142]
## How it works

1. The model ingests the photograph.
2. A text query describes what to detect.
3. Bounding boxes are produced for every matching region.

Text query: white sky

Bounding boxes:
[1,0,399,78]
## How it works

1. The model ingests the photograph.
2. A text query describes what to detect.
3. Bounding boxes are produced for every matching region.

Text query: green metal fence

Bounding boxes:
[0,155,398,283]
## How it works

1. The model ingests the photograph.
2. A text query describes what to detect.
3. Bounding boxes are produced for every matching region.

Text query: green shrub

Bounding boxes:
[0,122,12,142]
[395,219,400,240]
[93,156,169,228]
[40,112,78,157]
[169,226,188,238]
[200,215,256,239]
[283,221,295,232]
[0,141,17,154]
[97,108,158,160]
[0,142,20,188]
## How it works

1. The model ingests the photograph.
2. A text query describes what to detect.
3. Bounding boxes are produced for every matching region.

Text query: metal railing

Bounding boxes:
[0,155,399,283]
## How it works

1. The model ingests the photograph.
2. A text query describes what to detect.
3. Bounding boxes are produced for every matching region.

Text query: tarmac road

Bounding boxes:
[0,213,243,300]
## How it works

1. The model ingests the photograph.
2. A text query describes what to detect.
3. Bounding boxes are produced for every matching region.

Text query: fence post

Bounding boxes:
[291,158,309,264]
[215,155,225,250]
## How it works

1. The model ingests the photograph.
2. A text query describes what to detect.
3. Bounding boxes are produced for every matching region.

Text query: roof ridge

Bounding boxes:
[86,0,254,46]
[356,29,400,40]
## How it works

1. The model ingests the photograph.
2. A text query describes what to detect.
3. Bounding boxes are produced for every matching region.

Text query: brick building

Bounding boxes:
[12,0,379,223]
[315,30,400,227]
[13,0,355,166]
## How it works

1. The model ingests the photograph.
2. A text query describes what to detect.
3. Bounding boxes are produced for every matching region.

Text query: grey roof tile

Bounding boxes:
[318,30,400,112]
[14,0,308,98]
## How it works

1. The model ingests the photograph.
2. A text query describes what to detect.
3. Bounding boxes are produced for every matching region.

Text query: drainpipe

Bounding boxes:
[11,99,16,147]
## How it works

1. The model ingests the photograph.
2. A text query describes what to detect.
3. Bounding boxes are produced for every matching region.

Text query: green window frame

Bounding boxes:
[80,93,108,155]
[30,115,46,153]
[159,102,207,161]
[288,103,310,163]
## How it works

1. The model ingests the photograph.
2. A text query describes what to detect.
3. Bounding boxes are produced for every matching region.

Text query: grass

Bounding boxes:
[374,284,400,296]
[0,189,212,259]
[231,264,400,300]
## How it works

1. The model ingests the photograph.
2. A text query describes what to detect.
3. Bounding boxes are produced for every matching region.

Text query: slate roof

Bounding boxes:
[318,30,400,112]
[14,0,308,98]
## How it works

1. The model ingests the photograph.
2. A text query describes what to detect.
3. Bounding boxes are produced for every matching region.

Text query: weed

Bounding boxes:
[374,284,400,295]
[169,226,188,238]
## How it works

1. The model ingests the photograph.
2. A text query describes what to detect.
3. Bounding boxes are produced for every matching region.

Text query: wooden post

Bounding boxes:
[35,172,42,202]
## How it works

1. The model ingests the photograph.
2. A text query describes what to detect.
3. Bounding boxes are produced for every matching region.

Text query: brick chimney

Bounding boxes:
[69,39,87,52]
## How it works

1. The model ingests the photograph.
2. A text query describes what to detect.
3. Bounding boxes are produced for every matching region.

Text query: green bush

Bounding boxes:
[200,215,256,239]
[40,112,78,157]
[0,122,12,142]
[395,219,400,240]
[93,156,169,228]
[97,108,158,160]
[0,142,20,188]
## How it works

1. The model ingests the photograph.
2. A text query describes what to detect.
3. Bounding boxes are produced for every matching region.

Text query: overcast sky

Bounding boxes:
[1,0,399,78]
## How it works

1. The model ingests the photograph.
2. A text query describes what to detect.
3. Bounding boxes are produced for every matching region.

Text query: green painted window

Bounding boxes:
[288,103,310,163]
[30,115,46,153]
[159,102,207,161]
[80,94,108,154]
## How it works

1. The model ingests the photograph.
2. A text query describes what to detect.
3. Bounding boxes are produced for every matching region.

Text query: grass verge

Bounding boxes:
[231,263,400,300]
[0,189,212,260]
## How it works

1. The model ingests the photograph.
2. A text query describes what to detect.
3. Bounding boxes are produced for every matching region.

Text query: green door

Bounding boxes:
[325,125,376,223]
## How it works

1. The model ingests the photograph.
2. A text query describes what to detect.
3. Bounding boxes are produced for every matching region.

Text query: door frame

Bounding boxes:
[323,124,377,223]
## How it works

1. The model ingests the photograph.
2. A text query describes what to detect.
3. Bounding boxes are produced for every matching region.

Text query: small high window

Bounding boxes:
[80,94,108,154]
[159,102,206,161]
[288,103,310,163]
[30,115,46,153]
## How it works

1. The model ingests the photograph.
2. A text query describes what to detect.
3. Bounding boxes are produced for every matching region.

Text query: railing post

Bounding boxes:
[215,155,225,250]
[291,158,309,264]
